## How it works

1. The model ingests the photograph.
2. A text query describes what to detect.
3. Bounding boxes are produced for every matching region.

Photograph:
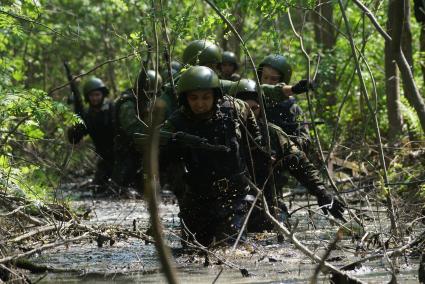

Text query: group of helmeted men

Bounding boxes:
[68,40,345,246]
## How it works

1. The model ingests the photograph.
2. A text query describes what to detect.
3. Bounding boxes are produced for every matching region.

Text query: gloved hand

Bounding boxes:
[291,79,317,94]
[316,192,346,221]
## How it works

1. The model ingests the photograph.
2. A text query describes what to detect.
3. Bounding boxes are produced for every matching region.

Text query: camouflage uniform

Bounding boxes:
[231,79,345,231]
[112,90,146,189]
[112,70,161,190]
[258,54,312,152]
[264,96,311,152]
[248,121,344,231]
[161,66,261,246]
[68,77,115,190]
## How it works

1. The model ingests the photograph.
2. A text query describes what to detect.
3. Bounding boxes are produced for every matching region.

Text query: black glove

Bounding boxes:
[291,79,317,94]
[317,193,346,221]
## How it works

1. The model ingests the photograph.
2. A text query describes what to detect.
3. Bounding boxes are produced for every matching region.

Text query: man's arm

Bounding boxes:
[67,121,88,144]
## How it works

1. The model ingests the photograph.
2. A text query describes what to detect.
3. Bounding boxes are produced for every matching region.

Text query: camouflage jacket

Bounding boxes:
[161,95,261,190]
[67,100,115,162]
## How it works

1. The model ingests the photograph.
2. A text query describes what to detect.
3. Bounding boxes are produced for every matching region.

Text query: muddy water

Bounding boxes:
[31,191,421,283]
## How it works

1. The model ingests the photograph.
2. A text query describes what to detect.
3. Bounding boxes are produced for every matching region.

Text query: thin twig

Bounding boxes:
[143,101,179,284]
[158,0,177,97]
[48,54,135,95]
[0,9,66,37]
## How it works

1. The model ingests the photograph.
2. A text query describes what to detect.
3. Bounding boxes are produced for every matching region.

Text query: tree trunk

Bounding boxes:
[312,0,337,106]
[413,0,425,83]
[390,0,425,134]
[385,1,403,140]
[421,26,425,84]
[401,0,413,71]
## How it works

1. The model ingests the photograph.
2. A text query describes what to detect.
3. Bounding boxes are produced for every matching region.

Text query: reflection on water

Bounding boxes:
[31,192,421,283]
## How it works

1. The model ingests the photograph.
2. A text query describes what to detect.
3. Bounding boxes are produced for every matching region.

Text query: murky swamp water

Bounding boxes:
[30,188,422,283]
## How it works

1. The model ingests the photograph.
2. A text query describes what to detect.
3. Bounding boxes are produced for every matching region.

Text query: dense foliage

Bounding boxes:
[0,0,424,201]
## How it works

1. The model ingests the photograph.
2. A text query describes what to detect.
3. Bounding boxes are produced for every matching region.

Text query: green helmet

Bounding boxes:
[161,67,179,83]
[134,69,162,101]
[230,79,259,102]
[171,61,182,72]
[177,66,222,105]
[230,79,257,96]
[258,54,292,84]
[83,77,109,99]
[145,70,163,93]
[222,51,238,67]
[182,40,222,66]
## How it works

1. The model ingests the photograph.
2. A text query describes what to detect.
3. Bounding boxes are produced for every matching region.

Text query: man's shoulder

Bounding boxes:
[117,89,136,101]
[221,95,246,107]
[115,90,136,108]
[221,96,250,116]
[167,107,186,120]
[267,122,287,136]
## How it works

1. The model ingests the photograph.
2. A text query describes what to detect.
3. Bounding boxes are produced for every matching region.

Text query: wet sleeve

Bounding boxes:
[272,125,324,196]
[260,83,290,105]
[290,104,312,152]
[246,106,262,145]
[118,100,147,136]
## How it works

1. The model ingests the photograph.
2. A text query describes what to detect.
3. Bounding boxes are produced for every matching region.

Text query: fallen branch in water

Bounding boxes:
[0,233,90,264]
[6,223,70,244]
[12,258,81,274]
[340,230,425,271]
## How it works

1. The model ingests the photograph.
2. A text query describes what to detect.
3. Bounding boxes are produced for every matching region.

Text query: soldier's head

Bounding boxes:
[258,54,292,85]
[219,51,238,78]
[83,77,109,107]
[133,69,162,116]
[182,40,222,73]
[134,69,163,99]
[177,66,222,117]
[231,79,261,118]
[161,67,179,83]
[171,61,182,72]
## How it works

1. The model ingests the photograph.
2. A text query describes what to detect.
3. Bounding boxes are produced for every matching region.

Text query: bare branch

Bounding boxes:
[48,54,135,95]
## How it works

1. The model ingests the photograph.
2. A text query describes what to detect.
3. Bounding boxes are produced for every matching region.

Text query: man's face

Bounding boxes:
[186,89,215,115]
[88,90,104,107]
[261,66,281,85]
[245,99,260,118]
[220,62,235,77]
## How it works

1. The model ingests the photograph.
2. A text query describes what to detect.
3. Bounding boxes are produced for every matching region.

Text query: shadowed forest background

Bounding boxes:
[1,0,425,283]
